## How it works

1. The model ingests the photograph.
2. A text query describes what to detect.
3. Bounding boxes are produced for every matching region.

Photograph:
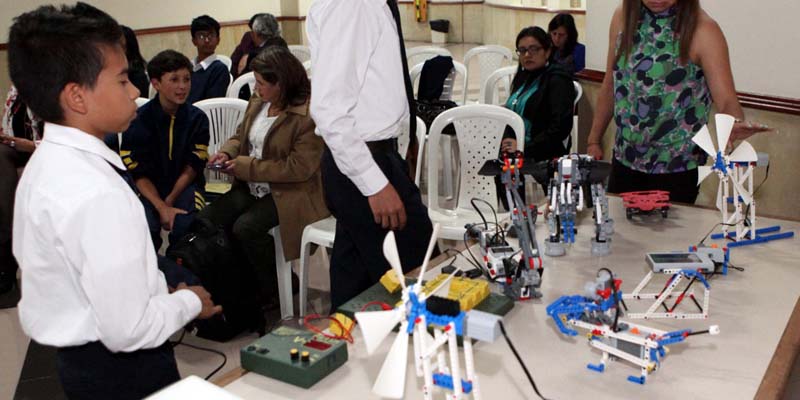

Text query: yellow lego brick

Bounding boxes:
[380,269,402,294]
[329,312,354,337]
[420,274,490,311]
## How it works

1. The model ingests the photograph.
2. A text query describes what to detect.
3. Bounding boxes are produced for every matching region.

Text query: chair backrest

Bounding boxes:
[134,97,149,108]
[410,60,468,104]
[463,45,513,103]
[289,45,312,64]
[216,55,233,71]
[397,116,426,162]
[227,72,256,98]
[148,82,157,99]
[427,104,524,212]
[481,66,517,105]
[303,60,312,79]
[192,98,249,181]
[406,46,452,69]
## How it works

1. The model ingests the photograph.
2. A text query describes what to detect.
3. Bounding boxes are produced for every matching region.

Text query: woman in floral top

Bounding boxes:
[586,0,768,203]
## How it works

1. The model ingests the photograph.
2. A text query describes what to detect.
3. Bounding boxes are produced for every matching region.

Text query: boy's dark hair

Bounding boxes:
[8,2,123,123]
[122,25,146,70]
[250,46,310,108]
[191,15,220,37]
[147,50,193,81]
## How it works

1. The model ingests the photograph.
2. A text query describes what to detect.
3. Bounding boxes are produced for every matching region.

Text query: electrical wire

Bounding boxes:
[170,329,228,380]
[498,320,550,400]
[471,197,505,242]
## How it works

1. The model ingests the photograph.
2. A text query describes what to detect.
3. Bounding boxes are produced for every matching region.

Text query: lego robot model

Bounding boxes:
[544,154,614,257]
[546,269,720,384]
[692,113,793,247]
[475,151,543,301]
[622,245,730,320]
[356,225,503,399]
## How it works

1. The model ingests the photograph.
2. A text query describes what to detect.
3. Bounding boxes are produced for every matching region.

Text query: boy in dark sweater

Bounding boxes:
[187,15,230,103]
[122,50,210,250]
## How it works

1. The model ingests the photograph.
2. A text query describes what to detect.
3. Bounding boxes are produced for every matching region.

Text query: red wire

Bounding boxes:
[303,314,354,343]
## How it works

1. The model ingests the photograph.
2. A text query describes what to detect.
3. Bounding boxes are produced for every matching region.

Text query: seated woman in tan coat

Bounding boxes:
[203,46,328,309]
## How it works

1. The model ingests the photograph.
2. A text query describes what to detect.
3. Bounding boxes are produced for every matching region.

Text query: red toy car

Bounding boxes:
[621,191,671,219]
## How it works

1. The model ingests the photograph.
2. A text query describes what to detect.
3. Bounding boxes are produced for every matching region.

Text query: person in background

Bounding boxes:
[122,25,149,96]
[239,13,287,77]
[230,13,266,79]
[586,0,769,203]
[0,85,42,299]
[203,47,329,310]
[187,15,230,103]
[122,50,210,251]
[501,27,575,162]
[548,13,585,75]
[9,4,220,398]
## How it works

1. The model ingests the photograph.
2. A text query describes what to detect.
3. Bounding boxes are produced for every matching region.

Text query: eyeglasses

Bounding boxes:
[196,32,218,41]
[516,45,543,56]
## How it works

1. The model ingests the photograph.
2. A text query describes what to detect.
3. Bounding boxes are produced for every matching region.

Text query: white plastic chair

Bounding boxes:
[406,46,452,70]
[426,104,524,240]
[297,216,336,317]
[148,83,157,99]
[398,116,427,162]
[410,60,468,199]
[134,97,149,108]
[192,98,248,184]
[303,60,312,79]
[464,45,513,103]
[226,72,256,99]
[289,45,312,64]
[215,55,233,71]
[269,225,295,319]
[570,81,583,152]
[481,66,517,105]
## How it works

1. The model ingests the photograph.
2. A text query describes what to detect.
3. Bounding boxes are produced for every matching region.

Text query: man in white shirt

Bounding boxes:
[9,4,220,398]
[308,0,435,310]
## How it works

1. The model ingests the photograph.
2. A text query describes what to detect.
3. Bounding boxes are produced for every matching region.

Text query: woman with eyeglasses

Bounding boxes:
[500,26,576,162]
[586,0,769,203]
[548,13,585,75]
[202,47,329,311]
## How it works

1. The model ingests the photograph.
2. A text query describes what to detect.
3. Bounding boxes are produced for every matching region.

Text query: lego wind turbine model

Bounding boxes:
[692,114,758,241]
[356,224,500,399]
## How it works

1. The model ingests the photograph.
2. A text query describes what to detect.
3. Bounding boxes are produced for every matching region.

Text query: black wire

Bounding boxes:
[743,163,770,227]
[498,320,550,400]
[170,328,228,380]
[470,198,490,230]
[471,197,504,242]
[178,341,228,380]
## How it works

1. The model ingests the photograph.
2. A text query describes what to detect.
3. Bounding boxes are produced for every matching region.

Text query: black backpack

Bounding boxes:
[167,217,265,341]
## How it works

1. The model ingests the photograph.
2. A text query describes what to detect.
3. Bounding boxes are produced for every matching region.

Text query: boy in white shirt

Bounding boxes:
[8,3,221,398]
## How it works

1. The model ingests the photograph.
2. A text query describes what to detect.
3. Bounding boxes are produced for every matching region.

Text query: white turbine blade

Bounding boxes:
[356,309,403,355]
[715,114,735,153]
[417,223,441,285]
[716,181,724,211]
[731,177,753,205]
[729,140,758,163]
[383,232,406,289]
[697,166,713,185]
[691,125,717,157]
[373,327,409,399]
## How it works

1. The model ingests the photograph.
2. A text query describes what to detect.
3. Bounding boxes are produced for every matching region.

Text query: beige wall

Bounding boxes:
[585,0,800,98]
[0,0,281,42]
[401,3,483,44]
[482,5,585,50]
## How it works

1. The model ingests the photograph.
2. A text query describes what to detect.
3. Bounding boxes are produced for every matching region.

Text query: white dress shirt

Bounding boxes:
[13,123,201,352]
[307,0,409,196]
[193,53,219,72]
[247,103,277,198]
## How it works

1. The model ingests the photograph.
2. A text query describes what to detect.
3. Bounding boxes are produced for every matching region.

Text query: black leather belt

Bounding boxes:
[366,138,398,154]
